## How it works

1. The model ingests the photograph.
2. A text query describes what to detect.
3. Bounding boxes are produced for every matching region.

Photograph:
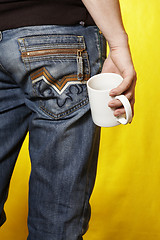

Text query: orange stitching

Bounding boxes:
[30,67,90,91]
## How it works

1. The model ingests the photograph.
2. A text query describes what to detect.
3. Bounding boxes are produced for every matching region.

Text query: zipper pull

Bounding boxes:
[77,49,84,81]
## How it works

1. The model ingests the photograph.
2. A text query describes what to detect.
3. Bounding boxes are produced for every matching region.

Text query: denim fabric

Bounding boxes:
[0,25,106,240]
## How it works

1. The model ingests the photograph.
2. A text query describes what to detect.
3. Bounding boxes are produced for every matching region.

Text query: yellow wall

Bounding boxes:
[0,0,160,239]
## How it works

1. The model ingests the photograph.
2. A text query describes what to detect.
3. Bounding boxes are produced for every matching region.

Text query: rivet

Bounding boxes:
[79,21,85,26]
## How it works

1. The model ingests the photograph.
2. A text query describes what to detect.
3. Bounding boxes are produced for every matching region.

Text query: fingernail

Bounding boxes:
[114,111,121,117]
[108,101,115,107]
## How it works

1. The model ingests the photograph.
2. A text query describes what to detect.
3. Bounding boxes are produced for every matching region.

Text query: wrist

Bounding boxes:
[107,31,129,49]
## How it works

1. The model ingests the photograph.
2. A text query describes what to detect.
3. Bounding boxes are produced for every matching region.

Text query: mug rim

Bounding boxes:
[87,73,123,92]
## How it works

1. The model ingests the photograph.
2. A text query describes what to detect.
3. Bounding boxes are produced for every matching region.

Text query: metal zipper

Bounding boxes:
[21,48,85,57]
[77,49,84,81]
[21,48,85,81]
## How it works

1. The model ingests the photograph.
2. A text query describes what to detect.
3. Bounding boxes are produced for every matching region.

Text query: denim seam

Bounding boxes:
[0,61,21,86]
[78,147,94,237]
[22,34,85,41]
[39,98,89,120]
[79,173,90,236]
[0,62,10,74]
[18,38,31,72]
[97,28,103,72]
[23,38,31,71]
[22,54,89,64]
[84,50,90,77]
[18,35,86,52]
[79,126,100,236]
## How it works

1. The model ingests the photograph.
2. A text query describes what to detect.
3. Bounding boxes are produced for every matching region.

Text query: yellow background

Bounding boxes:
[0,0,160,239]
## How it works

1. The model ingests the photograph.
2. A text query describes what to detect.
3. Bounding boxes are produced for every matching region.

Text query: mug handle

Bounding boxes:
[115,95,132,125]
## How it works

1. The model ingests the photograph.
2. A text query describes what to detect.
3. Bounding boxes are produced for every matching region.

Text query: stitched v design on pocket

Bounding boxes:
[31,67,90,95]
[18,34,91,119]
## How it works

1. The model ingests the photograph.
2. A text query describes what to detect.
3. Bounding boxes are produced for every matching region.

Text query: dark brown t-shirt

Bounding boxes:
[0,0,95,31]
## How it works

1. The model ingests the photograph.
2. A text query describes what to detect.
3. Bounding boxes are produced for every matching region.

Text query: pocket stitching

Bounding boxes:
[39,97,89,119]
[18,34,90,119]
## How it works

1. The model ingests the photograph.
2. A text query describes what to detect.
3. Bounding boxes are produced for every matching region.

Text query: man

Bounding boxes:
[0,0,136,239]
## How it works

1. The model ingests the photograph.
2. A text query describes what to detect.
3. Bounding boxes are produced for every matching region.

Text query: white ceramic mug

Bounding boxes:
[87,73,132,127]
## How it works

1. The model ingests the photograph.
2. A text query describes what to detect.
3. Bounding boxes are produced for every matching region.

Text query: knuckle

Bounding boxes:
[128,68,137,82]
[131,97,135,104]
[126,91,133,100]
[131,69,137,82]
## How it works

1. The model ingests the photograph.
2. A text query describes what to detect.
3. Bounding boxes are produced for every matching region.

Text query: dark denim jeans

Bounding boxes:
[0,24,106,240]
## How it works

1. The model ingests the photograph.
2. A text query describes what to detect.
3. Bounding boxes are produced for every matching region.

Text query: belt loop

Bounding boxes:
[0,31,2,41]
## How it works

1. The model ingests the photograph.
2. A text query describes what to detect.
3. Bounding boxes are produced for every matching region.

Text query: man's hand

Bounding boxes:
[82,0,137,120]
[102,42,137,119]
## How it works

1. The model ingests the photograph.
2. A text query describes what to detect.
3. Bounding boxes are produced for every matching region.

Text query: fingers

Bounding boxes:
[109,77,136,106]
[109,70,137,97]
[113,97,135,117]
[109,94,135,118]
[101,44,137,120]
[108,70,137,117]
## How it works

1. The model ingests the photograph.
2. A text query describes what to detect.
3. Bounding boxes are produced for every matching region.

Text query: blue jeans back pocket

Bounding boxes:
[18,34,90,119]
